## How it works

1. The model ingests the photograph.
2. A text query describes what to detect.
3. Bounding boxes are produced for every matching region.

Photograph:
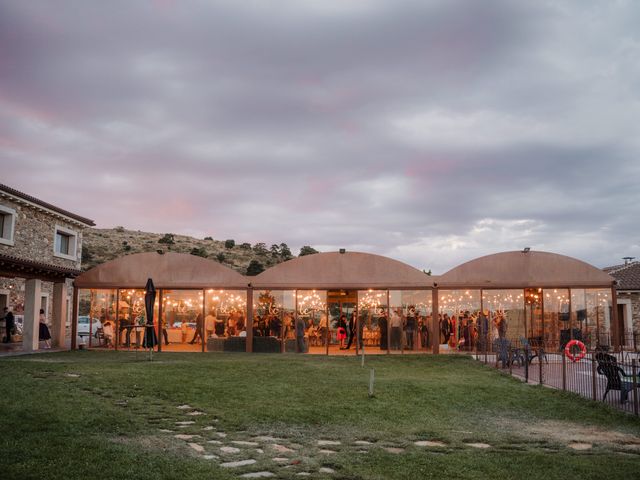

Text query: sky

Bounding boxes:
[1,0,639,273]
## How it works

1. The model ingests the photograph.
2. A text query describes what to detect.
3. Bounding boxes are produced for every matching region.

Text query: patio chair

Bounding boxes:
[493,338,512,368]
[520,337,548,364]
[595,352,637,404]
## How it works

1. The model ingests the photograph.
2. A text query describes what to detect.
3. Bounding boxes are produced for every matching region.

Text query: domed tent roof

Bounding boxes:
[252,251,433,289]
[75,252,248,289]
[438,251,613,289]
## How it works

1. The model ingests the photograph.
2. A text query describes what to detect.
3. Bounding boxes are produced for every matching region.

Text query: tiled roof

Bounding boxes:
[0,183,95,226]
[0,252,82,280]
[604,261,640,290]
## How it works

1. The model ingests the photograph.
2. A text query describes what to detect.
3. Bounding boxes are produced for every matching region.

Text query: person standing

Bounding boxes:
[390,308,402,350]
[189,312,204,344]
[405,306,417,350]
[205,310,216,339]
[345,312,356,349]
[295,315,306,353]
[337,314,347,349]
[39,309,52,349]
[3,306,15,343]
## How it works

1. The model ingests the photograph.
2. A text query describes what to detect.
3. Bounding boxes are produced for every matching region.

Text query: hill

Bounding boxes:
[80,227,313,275]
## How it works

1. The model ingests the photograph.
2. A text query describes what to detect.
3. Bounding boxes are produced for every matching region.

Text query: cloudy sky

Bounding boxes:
[1,0,639,273]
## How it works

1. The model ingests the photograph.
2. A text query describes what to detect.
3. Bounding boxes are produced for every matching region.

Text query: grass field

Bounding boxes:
[1,352,640,479]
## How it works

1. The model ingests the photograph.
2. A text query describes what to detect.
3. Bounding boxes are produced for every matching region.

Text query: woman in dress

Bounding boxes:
[39,308,52,349]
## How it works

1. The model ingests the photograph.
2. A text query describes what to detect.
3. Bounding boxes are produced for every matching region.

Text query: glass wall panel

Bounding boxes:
[296,290,327,354]
[117,289,148,350]
[525,288,544,347]
[253,290,295,353]
[327,290,357,354]
[388,290,431,352]
[571,289,612,349]
[543,289,570,350]
[161,289,203,351]
[203,289,247,352]
[358,290,388,354]
[77,289,117,348]
[481,289,525,348]
[438,290,481,351]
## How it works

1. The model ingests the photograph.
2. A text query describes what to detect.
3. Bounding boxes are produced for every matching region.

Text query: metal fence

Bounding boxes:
[473,339,640,415]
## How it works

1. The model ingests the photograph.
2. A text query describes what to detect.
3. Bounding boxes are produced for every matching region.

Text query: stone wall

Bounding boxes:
[0,276,73,327]
[0,195,84,269]
[618,291,640,334]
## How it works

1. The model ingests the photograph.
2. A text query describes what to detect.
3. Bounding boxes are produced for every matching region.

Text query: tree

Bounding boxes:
[190,247,208,258]
[239,242,252,250]
[246,260,265,276]
[279,243,293,259]
[224,239,235,249]
[204,236,213,241]
[216,252,225,263]
[299,246,319,256]
[158,233,175,245]
[253,242,268,254]
[270,244,280,257]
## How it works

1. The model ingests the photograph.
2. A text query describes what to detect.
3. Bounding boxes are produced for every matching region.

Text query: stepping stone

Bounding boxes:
[465,443,491,449]
[186,411,205,416]
[319,450,336,454]
[297,473,311,477]
[207,440,222,445]
[220,459,256,468]
[177,425,191,429]
[354,440,373,445]
[175,421,196,425]
[319,467,335,474]
[220,446,241,454]
[233,441,260,446]
[272,444,294,453]
[384,447,404,454]
[188,443,205,453]
[214,432,227,438]
[241,473,275,478]
[177,404,192,410]
[253,436,282,442]
[175,434,198,440]
[65,373,80,378]
[415,441,446,447]
[256,449,264,454]
[202,426,215,431]
[318,440,341,446]
[203,454,218,460]
[272,457,289,463]
[159,429,174,433]
[568,443,592,451]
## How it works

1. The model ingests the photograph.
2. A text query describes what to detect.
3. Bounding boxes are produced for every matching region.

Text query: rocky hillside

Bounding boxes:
[81,227,317,275]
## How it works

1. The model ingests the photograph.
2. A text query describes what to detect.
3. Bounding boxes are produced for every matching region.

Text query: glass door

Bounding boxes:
[327,290,357,355]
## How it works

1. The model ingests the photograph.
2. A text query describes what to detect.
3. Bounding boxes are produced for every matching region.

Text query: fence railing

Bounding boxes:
[473,338,640,415]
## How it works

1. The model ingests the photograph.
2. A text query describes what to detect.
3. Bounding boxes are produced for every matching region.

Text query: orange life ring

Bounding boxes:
[564,339,587,362]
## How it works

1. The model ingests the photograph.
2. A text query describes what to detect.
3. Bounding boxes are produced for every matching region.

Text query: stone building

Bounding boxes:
[604,260,640,349]
[0,183,94,351]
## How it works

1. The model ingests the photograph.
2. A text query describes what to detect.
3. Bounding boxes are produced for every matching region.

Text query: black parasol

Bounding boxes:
[143,278,158,351]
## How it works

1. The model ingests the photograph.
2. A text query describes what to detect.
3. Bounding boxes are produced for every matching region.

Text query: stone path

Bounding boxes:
[154,402,617,478]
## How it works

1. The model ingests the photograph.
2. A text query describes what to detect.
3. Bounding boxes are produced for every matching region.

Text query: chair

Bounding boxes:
[595,352,636,403]
[520,337,548,364]
[493,338,522,368]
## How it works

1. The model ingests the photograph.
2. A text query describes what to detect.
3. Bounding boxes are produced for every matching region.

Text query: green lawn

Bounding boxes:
[1,352,639,479]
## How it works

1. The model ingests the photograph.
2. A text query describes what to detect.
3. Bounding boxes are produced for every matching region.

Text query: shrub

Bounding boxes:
[224,239,235,249]
[246,260,265,276]
[158,234,175,245]
[190,247,208,258]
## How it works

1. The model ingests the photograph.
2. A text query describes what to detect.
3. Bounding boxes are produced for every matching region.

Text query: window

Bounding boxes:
[0,205,16,246]
[53,225,78,260]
